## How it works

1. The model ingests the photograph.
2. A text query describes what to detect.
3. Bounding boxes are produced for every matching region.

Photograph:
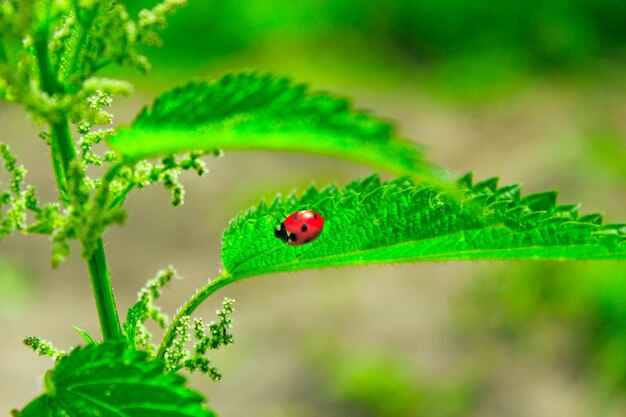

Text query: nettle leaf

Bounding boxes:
[222,174,626,279]
[108,72,433,176]
[18,342,216,417]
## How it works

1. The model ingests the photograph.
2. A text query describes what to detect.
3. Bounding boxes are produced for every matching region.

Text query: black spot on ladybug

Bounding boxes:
[301,224,308,232]
[313,214,317,219]
[304,239,311,243]
[293,215,299,221]
[289,233,297,242]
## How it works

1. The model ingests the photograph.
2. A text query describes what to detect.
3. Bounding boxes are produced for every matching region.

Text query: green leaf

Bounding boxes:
[222,174,626,279]
[124,298,147,349]
[72,326,98,345]
[108,72,435,177]
[19,342,217,417]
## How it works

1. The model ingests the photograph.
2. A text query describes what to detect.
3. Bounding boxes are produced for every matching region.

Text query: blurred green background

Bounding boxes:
[1,1,626,416]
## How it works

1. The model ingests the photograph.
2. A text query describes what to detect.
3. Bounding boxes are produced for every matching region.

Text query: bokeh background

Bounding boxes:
[1,1,626,416]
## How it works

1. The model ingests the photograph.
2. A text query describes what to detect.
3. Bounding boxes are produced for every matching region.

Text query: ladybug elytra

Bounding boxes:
[274,210,324,246]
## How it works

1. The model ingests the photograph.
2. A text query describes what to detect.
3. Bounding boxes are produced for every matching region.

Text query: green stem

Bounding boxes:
[30,1,123,343]
[65,2,104,82]
[49,118,75,203]
[33,16,74,202]
[108,182,134,209]
[85,238,122,340]
[157,272,235,358]
[45,91,123,343]
[33,25,61,95]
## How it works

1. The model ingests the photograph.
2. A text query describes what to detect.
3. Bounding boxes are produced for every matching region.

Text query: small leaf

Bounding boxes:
[109,72,436,177]
[72,326,98,345]
[124,298,148,349]
[19,342,216,417]
[222,174,626,279]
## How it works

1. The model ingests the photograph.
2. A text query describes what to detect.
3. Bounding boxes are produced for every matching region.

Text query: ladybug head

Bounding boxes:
[274,222,290,243]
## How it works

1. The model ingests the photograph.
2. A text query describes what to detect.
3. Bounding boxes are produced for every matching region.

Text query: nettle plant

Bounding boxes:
[1,1,624,416]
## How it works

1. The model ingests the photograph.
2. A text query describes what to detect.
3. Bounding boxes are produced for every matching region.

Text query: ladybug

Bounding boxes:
[274,210,324,246]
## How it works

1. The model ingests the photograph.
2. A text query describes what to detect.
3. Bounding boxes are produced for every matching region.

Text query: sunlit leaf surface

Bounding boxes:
[222,174,626,279]
[109,72,435,177]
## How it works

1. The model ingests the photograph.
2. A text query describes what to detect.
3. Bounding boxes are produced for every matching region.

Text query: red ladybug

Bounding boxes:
[274,210,324,246]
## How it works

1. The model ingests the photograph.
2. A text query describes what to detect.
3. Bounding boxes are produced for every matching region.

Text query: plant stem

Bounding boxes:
[32,6,123,341]
[47,101,123,344]
[33,17,74,202]
[157,272,235,358]
[85,238,122,340]
[50,118,77,171]
[33,26,61,95]
[65,2,104,82]
[49,118,75,203]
